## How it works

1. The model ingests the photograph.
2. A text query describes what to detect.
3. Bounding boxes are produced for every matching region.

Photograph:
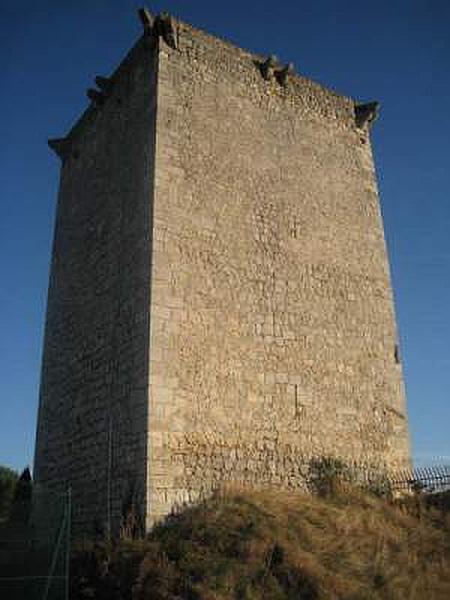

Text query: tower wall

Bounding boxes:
[34,38,157,534]
[147,22,410,522]
[35,15,411,533]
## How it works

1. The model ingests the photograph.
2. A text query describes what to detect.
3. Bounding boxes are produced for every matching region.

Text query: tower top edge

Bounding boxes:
[49,9,377,156]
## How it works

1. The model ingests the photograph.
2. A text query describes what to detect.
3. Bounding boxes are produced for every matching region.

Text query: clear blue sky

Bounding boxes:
[1,0,449,472]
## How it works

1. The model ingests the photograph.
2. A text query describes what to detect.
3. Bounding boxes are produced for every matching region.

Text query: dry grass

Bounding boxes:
[72,487,450,599]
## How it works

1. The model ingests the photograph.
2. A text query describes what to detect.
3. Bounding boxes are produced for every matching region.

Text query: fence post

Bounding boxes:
[43,496,67,600]
[65,486,71,600]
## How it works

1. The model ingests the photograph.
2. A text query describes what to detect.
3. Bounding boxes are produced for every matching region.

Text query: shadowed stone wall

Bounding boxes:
[34,37,157,535]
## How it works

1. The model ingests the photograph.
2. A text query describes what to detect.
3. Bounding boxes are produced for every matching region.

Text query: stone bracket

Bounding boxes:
[260,56,295,86]
[260,55,278,80]
[276,62,295,86]
[95,75,114,95]
[48,137,69,159]
[87,88,107,107]
[138,8,178,50]
[355,101,379,128]
[154,12,178,50]
[138,7,154,34]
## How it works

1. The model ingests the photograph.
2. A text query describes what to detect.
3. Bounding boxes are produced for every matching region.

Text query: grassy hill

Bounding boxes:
[72,486,450,599]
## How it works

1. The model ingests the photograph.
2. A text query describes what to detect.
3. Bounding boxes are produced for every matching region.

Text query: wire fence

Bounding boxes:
[0,463,448,598]
[305,458,450,497]
[0,485,71,600]
[389,465,450,494]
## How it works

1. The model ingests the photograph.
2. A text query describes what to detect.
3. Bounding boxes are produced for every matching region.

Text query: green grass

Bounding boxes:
[71,486,450,599]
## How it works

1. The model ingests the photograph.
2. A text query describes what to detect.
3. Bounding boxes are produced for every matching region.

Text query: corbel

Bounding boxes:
[87,88,107,107]
[138,7,154,35]
[260,55,278,80]
[355,101,379,128]
[154,12,178,50]
[48,138,69,160]
[94,76,114,95]
[276,62,295,86]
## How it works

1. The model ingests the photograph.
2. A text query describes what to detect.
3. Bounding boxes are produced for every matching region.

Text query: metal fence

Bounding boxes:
[0,463,448,599]
[0,485,71,600]
[388,465,450,494]
[305,457,450,497]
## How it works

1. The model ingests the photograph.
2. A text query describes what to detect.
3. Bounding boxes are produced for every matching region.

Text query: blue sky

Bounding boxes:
[1,0,449,471]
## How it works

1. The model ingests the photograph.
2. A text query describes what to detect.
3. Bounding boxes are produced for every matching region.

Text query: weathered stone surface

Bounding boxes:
[147,19,410,524]
[34,15,410,535]
[34,36,157,535]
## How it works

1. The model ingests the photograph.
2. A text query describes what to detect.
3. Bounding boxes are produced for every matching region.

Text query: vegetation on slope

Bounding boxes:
[0,466,18,522]
[72,486,450,600]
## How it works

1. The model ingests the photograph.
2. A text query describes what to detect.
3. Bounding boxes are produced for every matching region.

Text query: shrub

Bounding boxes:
[10,467,32,523]
[0,465,19,521]
[308,456,351,497]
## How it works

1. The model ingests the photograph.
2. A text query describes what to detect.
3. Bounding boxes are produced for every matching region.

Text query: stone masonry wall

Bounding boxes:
[35,15,411,533]
[34,37,157,535]
[147,21,410,523]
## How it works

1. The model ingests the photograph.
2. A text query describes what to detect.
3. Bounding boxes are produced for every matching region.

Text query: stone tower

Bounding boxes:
[34,10,410,534]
